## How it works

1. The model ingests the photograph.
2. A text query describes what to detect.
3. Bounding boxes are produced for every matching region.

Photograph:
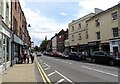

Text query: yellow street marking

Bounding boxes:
[36,58,52,84]
[35,59,47,84]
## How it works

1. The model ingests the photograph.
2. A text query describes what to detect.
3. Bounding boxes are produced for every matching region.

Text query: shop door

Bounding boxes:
[113,46,118,54]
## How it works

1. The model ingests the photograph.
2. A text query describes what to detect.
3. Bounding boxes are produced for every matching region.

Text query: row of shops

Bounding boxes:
[0,20,29,72]
[67,39,120,56]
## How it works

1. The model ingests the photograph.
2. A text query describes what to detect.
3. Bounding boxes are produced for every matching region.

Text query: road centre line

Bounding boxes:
[55,79,65,84]
[61,61,72,64]
[82,62,117,69]
[39,60,43,62]
[47,72,56,77]
[55,70,75,84]
[81,66,118,77]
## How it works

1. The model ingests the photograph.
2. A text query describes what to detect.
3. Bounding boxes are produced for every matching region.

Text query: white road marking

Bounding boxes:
[47,72,56,77]
[62,61,72,64]
[44,68,50,71]
[39,60,43,62]
[55,79,65,84]
[81,66,118,77]
[82,62,117,69]
[55,70,75,84]
[44,63,50,68]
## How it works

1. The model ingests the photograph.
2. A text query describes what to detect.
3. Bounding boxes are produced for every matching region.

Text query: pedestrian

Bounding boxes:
[23,50,27,63]
[20,53,24,64]
[26,51,29,64]
[31,52,35,63]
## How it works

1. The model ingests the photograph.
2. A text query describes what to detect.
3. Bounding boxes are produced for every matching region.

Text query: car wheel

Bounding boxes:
[92,58,96,63]
[109,60,115,66]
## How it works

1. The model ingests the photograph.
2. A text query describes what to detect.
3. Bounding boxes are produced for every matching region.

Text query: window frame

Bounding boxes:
[96,31,100,39]
[95,19,100,27]
[111,11,117,20]
[112,27,119,37]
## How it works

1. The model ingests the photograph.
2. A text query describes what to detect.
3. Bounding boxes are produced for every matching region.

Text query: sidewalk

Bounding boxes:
[2,62,37,83]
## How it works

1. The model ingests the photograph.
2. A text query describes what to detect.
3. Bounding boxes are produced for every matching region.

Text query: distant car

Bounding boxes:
[91,51,120,65]
[37,52,42,56]
[69,52,85,61]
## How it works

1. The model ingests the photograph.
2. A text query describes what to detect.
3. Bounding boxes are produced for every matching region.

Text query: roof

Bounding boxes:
[87,3,120,22]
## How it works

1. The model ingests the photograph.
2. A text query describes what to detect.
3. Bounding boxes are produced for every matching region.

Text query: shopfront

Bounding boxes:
[110,38,120,54]
[11,34,23,65]
[88,41,100,55]
[0,23,11,71]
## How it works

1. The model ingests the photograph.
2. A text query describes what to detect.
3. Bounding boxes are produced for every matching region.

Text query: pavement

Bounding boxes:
[2,62,37,83]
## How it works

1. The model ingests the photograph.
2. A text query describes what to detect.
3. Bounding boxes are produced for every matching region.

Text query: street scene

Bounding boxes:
[0,0,120,84]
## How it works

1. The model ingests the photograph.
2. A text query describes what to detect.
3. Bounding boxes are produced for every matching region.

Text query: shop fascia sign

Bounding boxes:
[14,34,23,45]
[0,25,10,37]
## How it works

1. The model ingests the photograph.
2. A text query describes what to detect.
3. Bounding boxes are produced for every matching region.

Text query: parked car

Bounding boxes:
[91,51,120,65]
[61,52,69,59]
[69,52,85,61]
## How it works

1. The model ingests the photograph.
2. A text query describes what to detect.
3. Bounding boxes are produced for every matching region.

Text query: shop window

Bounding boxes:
[0,33,2,65]
[96,31,100,39]
[112,27,118,37]
[6,38,9,62]
[111,12,117,20]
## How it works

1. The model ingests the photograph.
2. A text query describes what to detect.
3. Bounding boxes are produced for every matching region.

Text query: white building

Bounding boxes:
[52,35,57,52]
[0,0,11,72]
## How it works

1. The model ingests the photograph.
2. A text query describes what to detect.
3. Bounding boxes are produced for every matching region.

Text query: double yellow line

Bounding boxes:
[35,59,52,84]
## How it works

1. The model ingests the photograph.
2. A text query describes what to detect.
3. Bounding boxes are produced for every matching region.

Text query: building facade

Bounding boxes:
[52,34,57,52]
[87,3,120,54]
[0,0,11,71]
[68,13,95,52]
[11,1,25,65]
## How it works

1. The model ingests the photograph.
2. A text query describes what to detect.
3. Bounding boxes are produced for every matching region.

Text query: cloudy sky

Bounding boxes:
[20,0,120,46]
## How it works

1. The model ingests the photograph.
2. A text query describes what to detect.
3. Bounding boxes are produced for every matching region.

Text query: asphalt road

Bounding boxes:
[36,55,119,83]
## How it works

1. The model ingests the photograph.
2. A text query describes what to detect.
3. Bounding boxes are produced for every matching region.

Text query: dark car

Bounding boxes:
[69,52,85,61]
[91,51,120,65]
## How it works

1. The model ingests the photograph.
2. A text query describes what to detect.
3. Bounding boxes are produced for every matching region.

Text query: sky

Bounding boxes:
[19,0,120,46]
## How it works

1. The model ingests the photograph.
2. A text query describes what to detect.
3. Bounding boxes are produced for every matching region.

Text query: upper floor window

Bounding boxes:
[59,35,61,38]
[95,19,100,27]
[78,33,82,40]
[72,26,74,31]
[86,31,88,39]
[78,23,81,29]
[112,27,118,37]
[112,12,117,20]
[13,16,18,35]
[96,31,100,39]
[72,35,74,41]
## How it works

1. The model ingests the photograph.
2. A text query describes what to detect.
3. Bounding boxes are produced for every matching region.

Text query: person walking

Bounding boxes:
[31,52,35,64]
[23,50,27,63]
[26,51,29,64]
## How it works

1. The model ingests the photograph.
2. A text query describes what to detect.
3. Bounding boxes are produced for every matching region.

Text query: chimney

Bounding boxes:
[94,8,103,14]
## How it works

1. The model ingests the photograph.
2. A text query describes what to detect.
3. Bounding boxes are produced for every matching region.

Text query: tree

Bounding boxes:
[34,46,39,51]
[40,40,48,51]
